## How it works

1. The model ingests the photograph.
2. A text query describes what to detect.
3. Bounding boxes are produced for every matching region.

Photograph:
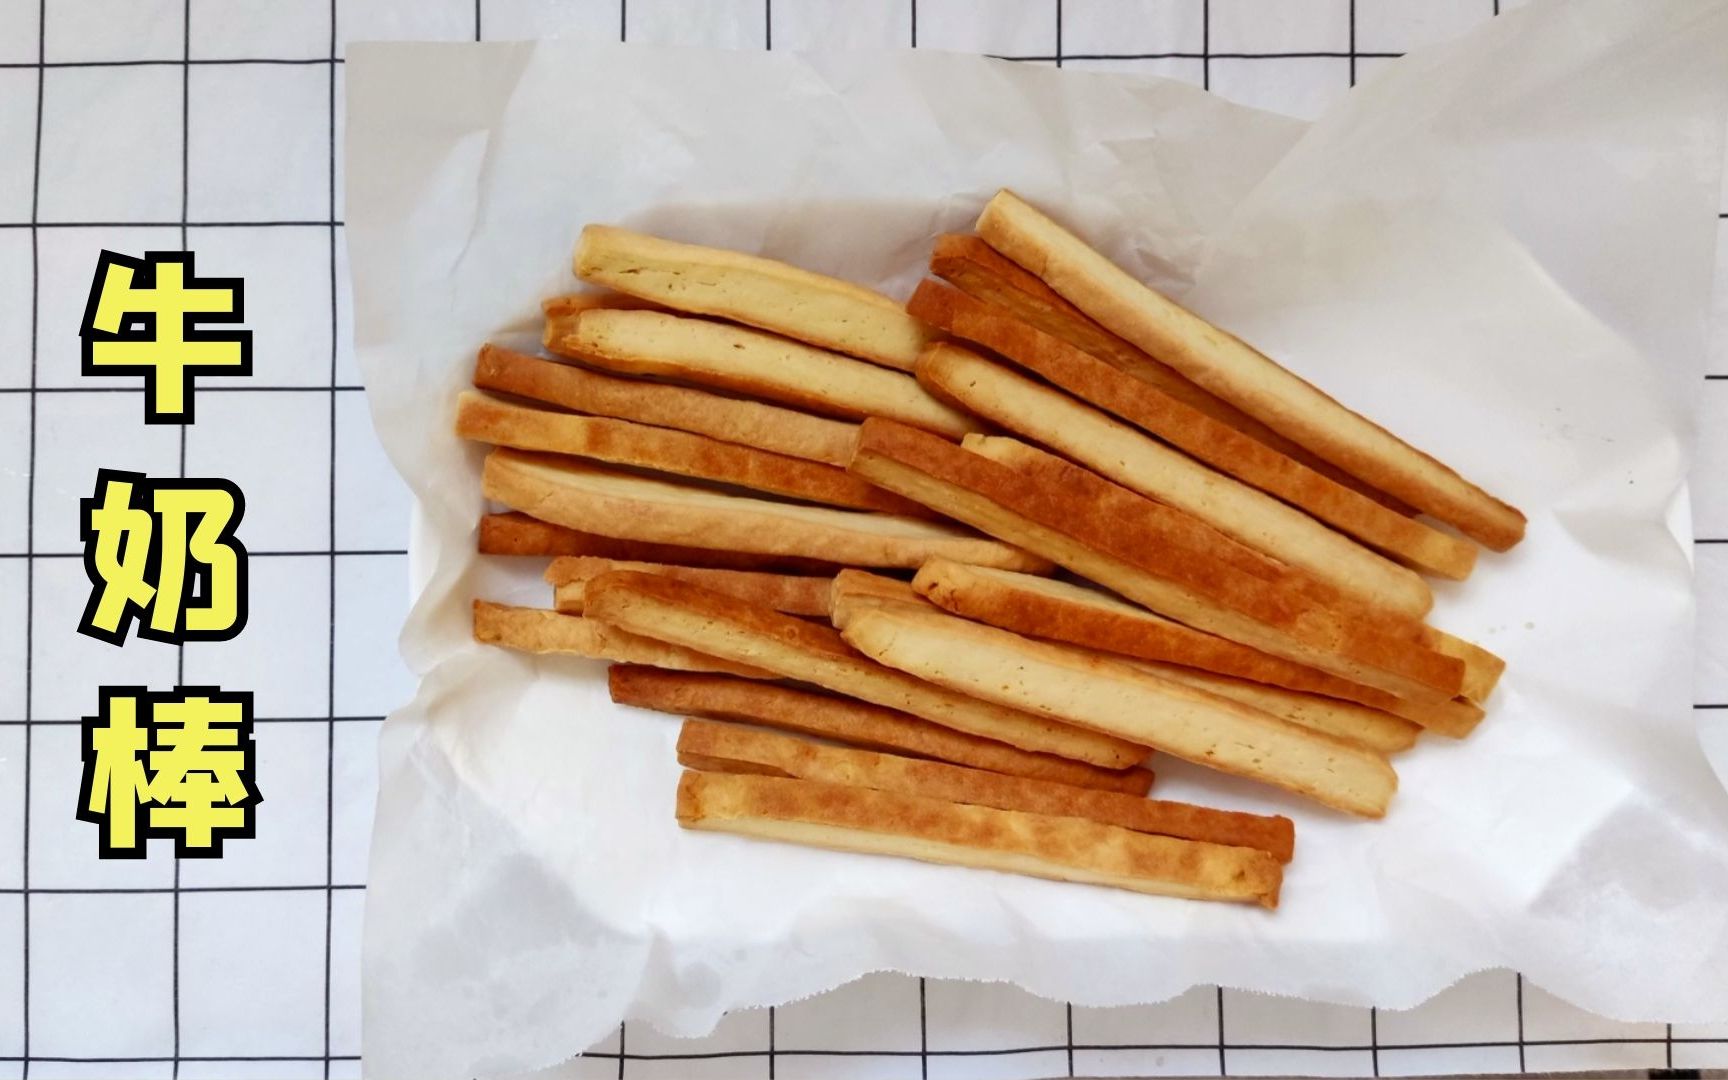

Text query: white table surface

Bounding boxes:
[1,1,1724,1078]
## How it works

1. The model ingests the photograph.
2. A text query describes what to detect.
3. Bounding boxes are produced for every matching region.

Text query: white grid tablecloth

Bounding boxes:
[0,1,1724,1077]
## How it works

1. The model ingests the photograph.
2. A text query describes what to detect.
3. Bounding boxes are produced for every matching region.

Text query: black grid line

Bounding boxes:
[20,1,45,1074]
[0,1055,363,1064]
[1064,1001,1074,1076]
[1004,49,1404,62]
[0,219,345,228]
[323,0,341,1072]
[1054,0,1063,69]
[0,716,385,727]
[1517,972,1527,1072]
[1370,1005,1379,1075]
[0,549,404,559]
[0,57,344,70]
[555,1036,1728,1062]
[1,884,365,896]
[549,1029,1728,1064]
[1201,0,1210,90]
[1348,0,1357,86]
[0,385,371,393]
[918,977,927,1080]
[1215,986,1226,1075]
[171,0,190,1064]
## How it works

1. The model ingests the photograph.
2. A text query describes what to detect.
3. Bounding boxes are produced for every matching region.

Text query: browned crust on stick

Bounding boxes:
[477,512,843,573]
[583,571,1148,768]
[1421,627,1506,704]
[561,307,976,437]
[542,292,666,318]
[963,434,1459,695]
[915,559,1365,693]
[839,602,1397,817]
[913,561,1482,737]
[482,448,1049,572]
[962,433,1417,632]
[929,234,1414,514]
[456,390,924,516]
[575,225,937,371]
[1121,660,1421,754]
[1384,693,1481,738]
[475,344,858,466]
[906,278,1477,580]
[608,666,1154,794]
[830,569,921,606]
[541,292,668,345]
[915,342,1433,617]
[973,191,1526,550]
[471,600,771,677]
[847,419,1462,704]
[677,770,1281,906]
[828,569,928,630]
[679,719,1287,860]
[546,557,833,617]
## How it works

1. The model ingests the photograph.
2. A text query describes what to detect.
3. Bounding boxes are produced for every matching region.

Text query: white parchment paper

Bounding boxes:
[346,2,1728,1076]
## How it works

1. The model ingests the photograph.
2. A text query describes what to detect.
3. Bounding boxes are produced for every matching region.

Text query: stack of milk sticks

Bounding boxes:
[459,190,1519,908]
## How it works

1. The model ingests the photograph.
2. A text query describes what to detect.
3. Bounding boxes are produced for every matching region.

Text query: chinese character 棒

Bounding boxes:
[77,687,261,858]
[81,250,251,423]
[79,469,248,645]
